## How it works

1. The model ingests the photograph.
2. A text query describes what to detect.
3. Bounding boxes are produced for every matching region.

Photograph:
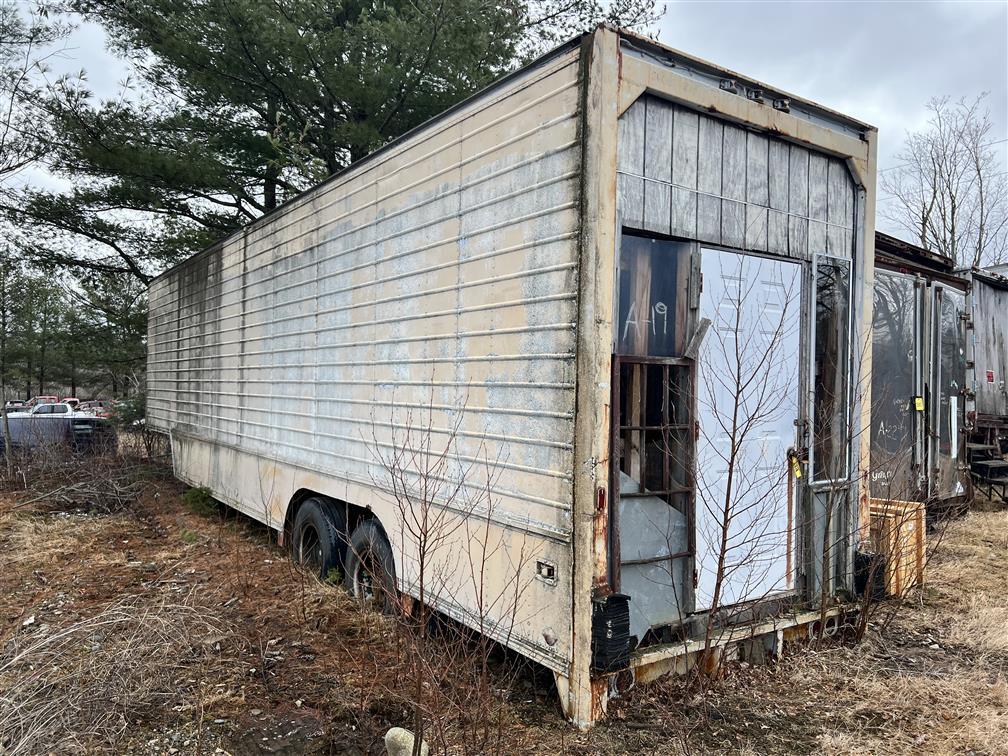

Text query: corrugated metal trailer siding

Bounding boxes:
[972,273,1008,418]
[147,47,584,671]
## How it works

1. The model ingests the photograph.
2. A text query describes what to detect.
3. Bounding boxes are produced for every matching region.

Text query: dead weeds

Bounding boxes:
[1,457,1007,754]
[0,594,246,756]
[2,513,106,565]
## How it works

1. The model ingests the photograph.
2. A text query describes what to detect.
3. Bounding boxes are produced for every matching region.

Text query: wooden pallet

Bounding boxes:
[868,498,926,597]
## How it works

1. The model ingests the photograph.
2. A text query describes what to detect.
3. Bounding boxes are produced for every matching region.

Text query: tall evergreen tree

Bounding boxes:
[9,0,658,283]
[0,1,65,180]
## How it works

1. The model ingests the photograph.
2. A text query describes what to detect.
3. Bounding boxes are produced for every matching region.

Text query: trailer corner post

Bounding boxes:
[567,25,620,729]
[855,128,879,550]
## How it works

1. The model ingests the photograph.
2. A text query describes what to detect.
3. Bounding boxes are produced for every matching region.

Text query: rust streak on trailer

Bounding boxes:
[592,485,610,593]
[590,676,609,722]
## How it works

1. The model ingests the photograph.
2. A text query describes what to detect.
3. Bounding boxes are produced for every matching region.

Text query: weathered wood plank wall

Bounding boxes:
[617,94,857,259]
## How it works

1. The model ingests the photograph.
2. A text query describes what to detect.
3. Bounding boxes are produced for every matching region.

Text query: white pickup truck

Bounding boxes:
[3,402,115,450]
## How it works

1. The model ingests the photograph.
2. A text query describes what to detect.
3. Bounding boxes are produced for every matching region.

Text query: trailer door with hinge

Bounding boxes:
[930,285,968,498]
[870,270,923,501]
[694,248,802,609]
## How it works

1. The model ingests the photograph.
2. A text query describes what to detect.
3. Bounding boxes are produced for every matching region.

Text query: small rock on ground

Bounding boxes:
[385,727,429,756]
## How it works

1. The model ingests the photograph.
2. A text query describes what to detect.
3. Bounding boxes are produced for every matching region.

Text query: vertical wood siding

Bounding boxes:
[617,94,857,259]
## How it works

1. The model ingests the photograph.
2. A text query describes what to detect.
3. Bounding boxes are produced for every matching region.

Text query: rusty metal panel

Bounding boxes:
[972,274,1008,417]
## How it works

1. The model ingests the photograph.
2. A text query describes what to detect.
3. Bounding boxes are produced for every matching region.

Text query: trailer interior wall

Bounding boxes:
[147,44,585,675]
[607,34,876,670]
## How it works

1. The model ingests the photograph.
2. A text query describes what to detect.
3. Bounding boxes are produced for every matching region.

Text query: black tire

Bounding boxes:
[344,519,397,613]
[290,497,347,580]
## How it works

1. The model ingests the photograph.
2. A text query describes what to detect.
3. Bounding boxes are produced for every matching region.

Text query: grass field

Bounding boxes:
[1,456,1006,754]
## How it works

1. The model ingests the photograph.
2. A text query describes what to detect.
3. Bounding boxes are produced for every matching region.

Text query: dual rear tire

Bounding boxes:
[290,497,396,612]
[291,496,346,580]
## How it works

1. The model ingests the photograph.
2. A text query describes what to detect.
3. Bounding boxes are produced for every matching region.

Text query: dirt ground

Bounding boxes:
[1,457,1007,755]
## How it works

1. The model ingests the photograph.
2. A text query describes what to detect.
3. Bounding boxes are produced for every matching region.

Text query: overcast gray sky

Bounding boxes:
[29,0,1008,238]
[655,0,1008,232]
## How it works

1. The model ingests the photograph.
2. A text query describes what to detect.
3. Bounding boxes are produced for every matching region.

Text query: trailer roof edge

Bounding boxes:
[150,25,877,287]
[613,26,876,136]
[960,265,1008,289]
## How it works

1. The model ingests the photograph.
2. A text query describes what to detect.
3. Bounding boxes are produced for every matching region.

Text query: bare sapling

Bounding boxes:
[366,388,536,754]
[694,252,802,680]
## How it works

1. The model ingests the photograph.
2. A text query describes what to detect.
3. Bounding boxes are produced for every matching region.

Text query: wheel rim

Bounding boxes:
[298,523,323,574]
[355,550,381,605]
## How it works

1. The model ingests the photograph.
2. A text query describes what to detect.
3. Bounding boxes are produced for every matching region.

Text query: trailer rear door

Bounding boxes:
[694,248,802,610]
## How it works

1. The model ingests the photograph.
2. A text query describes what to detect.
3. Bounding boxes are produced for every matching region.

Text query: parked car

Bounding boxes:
[32,402,73,415]
[62,397,80,409]
[3,400,25,411]
[7,401,76,419]
[79,400,112,419]
[24,396,58,408]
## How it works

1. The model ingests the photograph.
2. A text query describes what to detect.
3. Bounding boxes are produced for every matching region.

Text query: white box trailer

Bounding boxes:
[147,26,878,725]
[961,264,1008,498]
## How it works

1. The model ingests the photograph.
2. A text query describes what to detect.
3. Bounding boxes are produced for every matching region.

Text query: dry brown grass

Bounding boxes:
[948,593,1008,653]
[934,509,1008,567]
[2,452,1007,755]
[0,595,246,756]
[807,648,1008,754]
[925,510,1008,654]
[784,508,1008,755]
[1,513,106,565]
